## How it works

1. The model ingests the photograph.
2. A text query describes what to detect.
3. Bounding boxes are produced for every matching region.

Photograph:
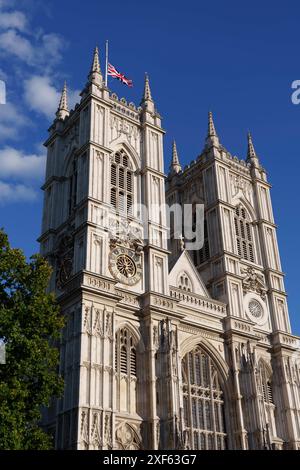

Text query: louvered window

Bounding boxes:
[194,218,210,265]
[234,205,255,262]
[115,328,137,377]
[260,367,274,405]
[68,158,78,214]
[110,150,134,215]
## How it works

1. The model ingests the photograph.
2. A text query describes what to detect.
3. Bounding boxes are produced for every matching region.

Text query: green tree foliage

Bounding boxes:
[0,230,64,449]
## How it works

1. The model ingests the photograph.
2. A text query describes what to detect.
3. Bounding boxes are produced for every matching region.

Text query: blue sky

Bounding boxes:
[0,0,299,333]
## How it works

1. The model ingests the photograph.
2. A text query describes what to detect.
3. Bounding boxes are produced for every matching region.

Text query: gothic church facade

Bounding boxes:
[40,48,300,450]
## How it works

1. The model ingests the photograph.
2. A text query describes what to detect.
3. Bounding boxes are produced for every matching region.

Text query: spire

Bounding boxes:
[88,46,102,84]
[143,73,153,102]
[56,81,69,120]
[205,111,219,148]
[246,131,260,169]
[140,73,155,116]
[247,131,257,160]
[170,140,182,174]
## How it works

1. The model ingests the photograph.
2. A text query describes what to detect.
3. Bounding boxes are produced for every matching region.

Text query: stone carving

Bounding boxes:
[153,296,174,309]
[80,410,89,448]
[156,421,160,448]
[104,310,113,338]
[115,422,141,450]
[240,340,256,369]
[230,173,252,200]
[175,415,184,450]
[93,308,103,337]
[64,122,79,155]
[153,325,159,349]
[86,276,116,293]
[55,229,74,290]
[108,219,143,286]
[179,234,185,251]
[91,411,102,449]
[109,218,143,254]
[160,319,168,348]
[241,267,267,299]
[104,412,112,449]
[84,306,92,334]
[183,429,190,450]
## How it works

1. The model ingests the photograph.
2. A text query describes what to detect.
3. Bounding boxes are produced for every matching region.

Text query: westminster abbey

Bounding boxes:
[40,47,300,450]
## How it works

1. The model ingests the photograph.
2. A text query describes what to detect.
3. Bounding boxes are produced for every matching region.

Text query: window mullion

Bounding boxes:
[187,355,193,443]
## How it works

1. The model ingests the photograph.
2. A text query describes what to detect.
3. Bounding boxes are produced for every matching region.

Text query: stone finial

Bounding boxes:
[170,140,182,174]
[88,46,102,84]
[246,131,261,170]
[56,81,69,120]
[205,111,219,148]
[247,131,257,160]
[179,234,185,251]
[142,73,153,102]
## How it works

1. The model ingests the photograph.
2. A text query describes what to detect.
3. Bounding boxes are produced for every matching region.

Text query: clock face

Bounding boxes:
[57,257,73,288]
[109,247,142,285]
[116,254,136,278]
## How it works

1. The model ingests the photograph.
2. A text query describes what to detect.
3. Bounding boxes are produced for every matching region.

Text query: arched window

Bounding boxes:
[178,272,192,292]
[68,158,78,214]
[257,361,278,444]
[115,328,136,377]
[110,150,134,216]
[234,205,255,263]
[258,362,274,406]
[193,217,210,266]
[182,345,227,450]
[115,327,138,415]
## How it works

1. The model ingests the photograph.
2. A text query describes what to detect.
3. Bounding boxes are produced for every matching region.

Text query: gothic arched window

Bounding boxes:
[258,362,274,406]
[258,361,277,441]
[115,327,138,414]
[115,328,137,377]
[234,205,255,263]
[178,272,192,292]
[193,217,210,266]
[68,158,78,214]
[110,150,134,216]
[182,345,227,450]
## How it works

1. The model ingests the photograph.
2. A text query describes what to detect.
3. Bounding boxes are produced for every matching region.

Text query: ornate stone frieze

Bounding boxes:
[241,267,267,299]
[230,173,252,200]
[55,227,75,290]
[115,422,141,450]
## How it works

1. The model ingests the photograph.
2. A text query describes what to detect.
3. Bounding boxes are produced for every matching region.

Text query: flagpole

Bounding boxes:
[105,40,108,87]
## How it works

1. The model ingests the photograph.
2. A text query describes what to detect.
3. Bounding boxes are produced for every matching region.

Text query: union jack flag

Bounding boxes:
[107,63,133,87]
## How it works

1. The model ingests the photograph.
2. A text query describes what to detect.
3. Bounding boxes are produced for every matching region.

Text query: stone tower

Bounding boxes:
[40,48,300,450]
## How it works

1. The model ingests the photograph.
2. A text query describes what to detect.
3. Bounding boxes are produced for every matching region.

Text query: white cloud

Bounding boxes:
[0,146,46,181]
[24,75,80,120]
[0,29,33,62]
[0,180,37,204]
[0,11,27,31]
[0,102,31,139]
[24,75,59,119]
[41,33,65,65]
[0,29,66,69]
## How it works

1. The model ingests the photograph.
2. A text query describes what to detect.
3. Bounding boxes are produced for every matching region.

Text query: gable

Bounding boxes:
[169,250,210,298]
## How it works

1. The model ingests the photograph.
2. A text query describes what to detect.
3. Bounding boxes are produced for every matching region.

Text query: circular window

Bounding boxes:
[244,292,267,326]
[116,254,136,278]
[248,299,263,318]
